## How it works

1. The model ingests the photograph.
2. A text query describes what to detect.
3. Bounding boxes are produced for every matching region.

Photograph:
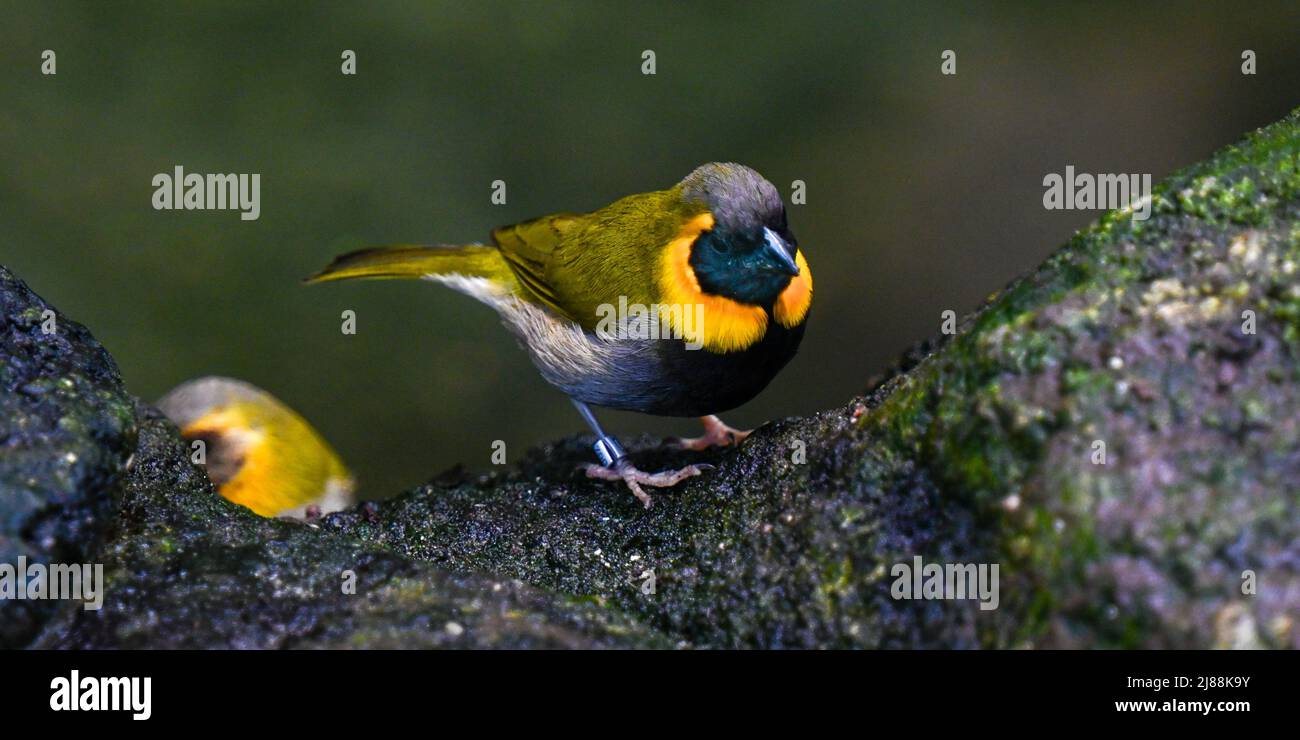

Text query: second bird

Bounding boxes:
[306,162,813,507]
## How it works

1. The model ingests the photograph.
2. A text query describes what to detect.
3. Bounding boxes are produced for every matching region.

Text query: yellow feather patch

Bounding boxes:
[658,213,769,353]
[181,408,283,517]
[774,250,812,328]
[181,402,346,518]
[208,436,282,517]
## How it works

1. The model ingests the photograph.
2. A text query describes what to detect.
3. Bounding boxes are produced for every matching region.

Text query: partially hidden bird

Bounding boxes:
[157,376,356,518]
[305,163,812,507]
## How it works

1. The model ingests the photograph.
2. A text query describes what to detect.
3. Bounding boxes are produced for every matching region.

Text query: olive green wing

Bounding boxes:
[490,212,584,319]
[491,189,689,330]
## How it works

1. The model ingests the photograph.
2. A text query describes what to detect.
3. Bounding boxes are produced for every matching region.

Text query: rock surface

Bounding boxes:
[5,109,1300,649]
[34,405,671,648]
[0,269,136,647]
[2,269,667,649]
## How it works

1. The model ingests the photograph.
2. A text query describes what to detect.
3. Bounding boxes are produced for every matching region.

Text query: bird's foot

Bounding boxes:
[669,415,752,451]
[583,459,712,509]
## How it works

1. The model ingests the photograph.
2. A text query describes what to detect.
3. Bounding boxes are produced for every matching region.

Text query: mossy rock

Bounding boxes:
[0,268,136,646]
[1,268,668,649]
[7,108,1300,649]
[324,108,1300,648]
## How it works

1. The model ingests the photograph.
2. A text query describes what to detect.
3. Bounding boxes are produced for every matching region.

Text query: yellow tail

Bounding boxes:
[303,244,513,284]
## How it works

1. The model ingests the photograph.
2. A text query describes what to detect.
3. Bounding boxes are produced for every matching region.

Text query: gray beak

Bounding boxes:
[763,227,800,276]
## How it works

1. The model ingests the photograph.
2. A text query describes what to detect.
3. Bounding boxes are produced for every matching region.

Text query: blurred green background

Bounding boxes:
[3,1,1298,499]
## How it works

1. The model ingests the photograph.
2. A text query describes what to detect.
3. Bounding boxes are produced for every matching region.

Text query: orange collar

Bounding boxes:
[657,212,812,352]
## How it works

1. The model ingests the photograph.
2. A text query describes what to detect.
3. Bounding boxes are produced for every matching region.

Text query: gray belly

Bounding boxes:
[507,298,804,418]
[430,274,803,418]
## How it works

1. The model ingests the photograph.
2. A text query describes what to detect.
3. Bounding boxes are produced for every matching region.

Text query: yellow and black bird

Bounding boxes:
[158,376,356,519]
[306,163,812,507]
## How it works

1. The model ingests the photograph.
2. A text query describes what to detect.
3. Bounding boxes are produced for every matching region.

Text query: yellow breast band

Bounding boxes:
[774,250,812,328]
[659,213,769,353]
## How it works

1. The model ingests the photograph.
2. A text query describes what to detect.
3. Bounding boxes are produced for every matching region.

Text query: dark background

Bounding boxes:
[3,1,1298,499]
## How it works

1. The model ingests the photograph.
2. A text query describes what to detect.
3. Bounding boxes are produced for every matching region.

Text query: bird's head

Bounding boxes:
[678,162,805,308]
[157,376,354,519]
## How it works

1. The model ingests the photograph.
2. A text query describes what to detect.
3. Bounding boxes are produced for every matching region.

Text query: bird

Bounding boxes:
[157,376,356,519]
[305,162,812,507]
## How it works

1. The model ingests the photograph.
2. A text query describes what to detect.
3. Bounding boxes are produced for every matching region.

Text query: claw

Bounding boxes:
[670,415,752,451]
[583,460,710,508]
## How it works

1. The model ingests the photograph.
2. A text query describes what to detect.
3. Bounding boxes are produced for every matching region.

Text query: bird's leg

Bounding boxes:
[669,415,752,451]
[572,399,710,509]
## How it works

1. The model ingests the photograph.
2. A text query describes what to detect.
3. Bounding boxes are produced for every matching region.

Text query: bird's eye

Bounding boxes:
[707,234,729,254]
